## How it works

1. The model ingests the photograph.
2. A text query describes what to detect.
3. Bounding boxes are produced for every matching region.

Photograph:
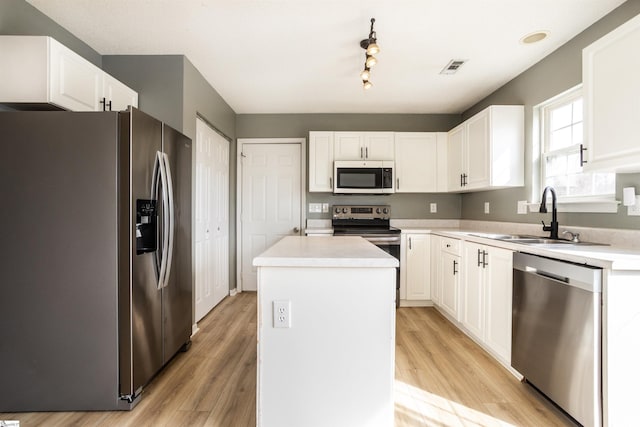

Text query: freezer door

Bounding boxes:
[119,108,163,399]
[162,123,193,362]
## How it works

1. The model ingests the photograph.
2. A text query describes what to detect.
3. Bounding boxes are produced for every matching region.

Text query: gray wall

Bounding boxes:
[236,113,463,219]
[0,0,101,67]
[102,55,185,131]
[461,0,640,229]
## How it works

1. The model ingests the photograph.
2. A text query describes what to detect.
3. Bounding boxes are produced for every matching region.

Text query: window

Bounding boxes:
[538,86,615,203]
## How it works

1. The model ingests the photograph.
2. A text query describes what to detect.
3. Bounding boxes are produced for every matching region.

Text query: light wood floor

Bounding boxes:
[2,293,575,427]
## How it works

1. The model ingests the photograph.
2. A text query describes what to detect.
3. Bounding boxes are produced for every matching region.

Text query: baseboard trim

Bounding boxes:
[230,288,238,296]
[191,323,199,337]
[399,300,434,308]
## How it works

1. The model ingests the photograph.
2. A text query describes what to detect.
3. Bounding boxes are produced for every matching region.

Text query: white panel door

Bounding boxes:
[462,242,484,339]
[465,109,490,189]
[484,246,513,363]
[394,132,438,192]
[195,119,229,322]
[405,234,431,300]
[103,73,138,111]
[241,143,301,291]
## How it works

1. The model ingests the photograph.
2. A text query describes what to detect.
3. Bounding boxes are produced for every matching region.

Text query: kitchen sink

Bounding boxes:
[469,233,609,246]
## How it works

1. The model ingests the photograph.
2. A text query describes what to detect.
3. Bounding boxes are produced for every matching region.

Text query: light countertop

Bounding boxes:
[253,236,399,268]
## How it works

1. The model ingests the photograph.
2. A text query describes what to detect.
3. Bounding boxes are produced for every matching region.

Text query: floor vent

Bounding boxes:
[440,59,466,75]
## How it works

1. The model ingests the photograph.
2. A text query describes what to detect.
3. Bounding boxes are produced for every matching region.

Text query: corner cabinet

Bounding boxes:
[461,241,513,364]
[583,13,640,173]
[394,132,448,192]
[0,36,138,112]
[308,132,334,192]
[447,105,524,192]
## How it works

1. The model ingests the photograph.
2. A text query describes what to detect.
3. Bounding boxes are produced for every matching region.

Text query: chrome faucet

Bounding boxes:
[539,186,559,239]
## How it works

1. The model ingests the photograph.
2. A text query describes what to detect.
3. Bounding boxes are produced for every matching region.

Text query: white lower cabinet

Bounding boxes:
[400,233,431,304]
[432,236,461,320]
[462,241,513,363]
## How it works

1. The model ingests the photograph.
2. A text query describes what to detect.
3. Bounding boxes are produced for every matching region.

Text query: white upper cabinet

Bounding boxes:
[583,13,640,173]
[394,132,447,193]
[102,73,139,112]
[308,131,334,192]
[447,105,524,192]
[0,36,137,112]
[334,132,394,160]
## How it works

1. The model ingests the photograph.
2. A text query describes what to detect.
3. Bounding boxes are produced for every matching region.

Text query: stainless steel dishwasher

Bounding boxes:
[512,252,602,427]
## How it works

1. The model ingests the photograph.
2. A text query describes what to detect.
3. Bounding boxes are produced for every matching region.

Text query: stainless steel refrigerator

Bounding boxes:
[0,107,192,411]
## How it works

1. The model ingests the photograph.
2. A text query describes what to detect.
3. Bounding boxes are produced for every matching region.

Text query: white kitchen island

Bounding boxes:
[253,236,398,427]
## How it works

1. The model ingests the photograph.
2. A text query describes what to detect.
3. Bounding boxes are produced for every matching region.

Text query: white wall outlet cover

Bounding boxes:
[273,300,291,328]
[321,203,329,213]
[309,203,321,213]
[484,202,490,214]
[517,200,528,215]
[628,196,640,216]
[430,203,437,213]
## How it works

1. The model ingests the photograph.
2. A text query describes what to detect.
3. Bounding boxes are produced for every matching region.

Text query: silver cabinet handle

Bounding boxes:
[477,249,483,267]
[409,237,412,250]
[396,178,399,190]
[365,147,368,158]
[360,147,364,158]
[482,250,488,268]
[453,260,458,275]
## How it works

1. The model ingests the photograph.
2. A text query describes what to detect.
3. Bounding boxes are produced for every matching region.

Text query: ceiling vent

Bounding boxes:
[440,59,466,75]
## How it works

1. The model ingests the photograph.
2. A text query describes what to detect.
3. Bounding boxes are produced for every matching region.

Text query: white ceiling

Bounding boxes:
[26,0,626,114]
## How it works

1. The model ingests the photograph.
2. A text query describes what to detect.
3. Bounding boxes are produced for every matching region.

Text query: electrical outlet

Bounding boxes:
[628,196,640,216]
[430,203,437,213]
[517,200,528,215]
[484,202,490,214]
[321,203,329,213]
[273,300,291,328]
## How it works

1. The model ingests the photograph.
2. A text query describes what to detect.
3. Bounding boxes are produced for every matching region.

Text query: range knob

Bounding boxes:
[334,207,340,214]
[342,207,348,213]
[383,207,389,214]
[376,208,381,214]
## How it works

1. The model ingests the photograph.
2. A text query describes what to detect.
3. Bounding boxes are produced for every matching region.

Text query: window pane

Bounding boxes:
[549,126,573,151]
[547,175,567,197]
[567,152,581,174]
[545,155,566,178]
[572,123,583,146]
[593,173,615,195]
[550,103,572,131]
[572,99,583,122]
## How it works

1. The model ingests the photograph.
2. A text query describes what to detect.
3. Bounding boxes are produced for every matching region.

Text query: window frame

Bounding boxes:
[532,85,618,213]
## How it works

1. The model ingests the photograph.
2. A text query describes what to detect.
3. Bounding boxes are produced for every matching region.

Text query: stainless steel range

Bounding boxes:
[332,205,400,306]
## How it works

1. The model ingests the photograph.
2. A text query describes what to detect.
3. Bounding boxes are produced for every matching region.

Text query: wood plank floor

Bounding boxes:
[2,293,575,426]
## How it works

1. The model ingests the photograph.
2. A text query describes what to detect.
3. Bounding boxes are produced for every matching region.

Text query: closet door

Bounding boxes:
[195,118,229,322]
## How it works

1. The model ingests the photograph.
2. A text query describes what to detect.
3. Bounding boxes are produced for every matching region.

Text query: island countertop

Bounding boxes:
[252,236,399,268]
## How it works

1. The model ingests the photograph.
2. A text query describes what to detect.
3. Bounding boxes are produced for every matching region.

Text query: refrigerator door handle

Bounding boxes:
[150,153,163,289]
[161,152,175,289]
[155,151,170,290]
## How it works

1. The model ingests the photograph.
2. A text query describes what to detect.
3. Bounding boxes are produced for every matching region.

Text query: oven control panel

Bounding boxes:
[332,205,391,220]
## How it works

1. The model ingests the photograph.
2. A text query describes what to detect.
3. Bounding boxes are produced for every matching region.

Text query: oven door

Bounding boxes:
[364,236,400,307]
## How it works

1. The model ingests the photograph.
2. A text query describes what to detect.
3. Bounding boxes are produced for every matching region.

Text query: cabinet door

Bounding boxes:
[49,38,101,111]
[447,124,465,191]
[364,132,395,160]
[430,236,441,305]
[394,133,438,193]
[462,242,484,338]
[465,109,490,189]
[405,234,431,300]
[308,132,334,192]
[484,246,513,363]
[103,73,138,111]
[440,251,460,319]
[334,132,364,160]
[583,13,640,172]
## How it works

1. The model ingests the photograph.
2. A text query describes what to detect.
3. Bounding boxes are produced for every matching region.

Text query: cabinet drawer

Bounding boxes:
[440,237,461,255]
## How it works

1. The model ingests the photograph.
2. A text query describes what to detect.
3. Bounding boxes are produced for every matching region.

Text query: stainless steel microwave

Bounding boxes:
[333,160,394,194]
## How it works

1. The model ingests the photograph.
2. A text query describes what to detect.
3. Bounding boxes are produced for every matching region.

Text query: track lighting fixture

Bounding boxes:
[360,18,379,89]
